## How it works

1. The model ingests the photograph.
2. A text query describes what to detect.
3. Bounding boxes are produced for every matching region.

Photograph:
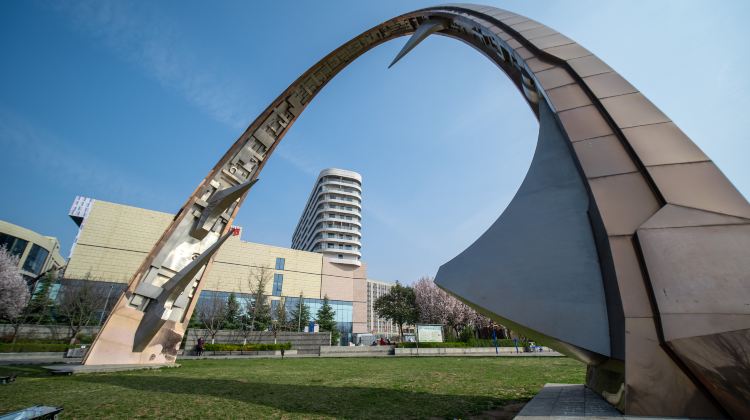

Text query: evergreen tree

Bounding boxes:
[287,293,311,332]
[374,282,419,342]
[26,272,56,324]
[224,292,241,329]
[316,294,340,345]
[274,297,288,331]
[247,268,272,331]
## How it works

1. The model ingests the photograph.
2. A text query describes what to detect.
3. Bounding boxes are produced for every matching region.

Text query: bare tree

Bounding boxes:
[196,291,227,344]
[56,278,107,345]
[242,266,272,335]
[0,247,31,342]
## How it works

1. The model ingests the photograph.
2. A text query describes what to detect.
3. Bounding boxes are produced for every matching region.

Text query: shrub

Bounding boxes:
[202,342,292,352]
[458,327,474,343]
[466,338,522,347]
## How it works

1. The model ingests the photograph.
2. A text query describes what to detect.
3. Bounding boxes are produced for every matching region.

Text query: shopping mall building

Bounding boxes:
[0,220,65,283]
[63,196,396,344]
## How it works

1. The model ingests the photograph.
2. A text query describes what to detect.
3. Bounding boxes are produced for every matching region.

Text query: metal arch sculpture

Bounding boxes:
[83,4,750,418]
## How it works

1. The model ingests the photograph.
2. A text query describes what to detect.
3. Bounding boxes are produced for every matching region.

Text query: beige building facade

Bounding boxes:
[65,197,367,343]
[366,279,400,335]
[0,220,65,282]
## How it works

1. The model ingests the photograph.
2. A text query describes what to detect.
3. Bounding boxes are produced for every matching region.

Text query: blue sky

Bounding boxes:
[1,1,748,284]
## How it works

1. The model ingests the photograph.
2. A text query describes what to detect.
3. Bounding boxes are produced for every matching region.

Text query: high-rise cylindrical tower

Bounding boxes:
[291,168,362,266]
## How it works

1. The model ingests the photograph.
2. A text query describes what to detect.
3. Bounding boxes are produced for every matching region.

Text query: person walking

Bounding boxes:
[197,337,205,356]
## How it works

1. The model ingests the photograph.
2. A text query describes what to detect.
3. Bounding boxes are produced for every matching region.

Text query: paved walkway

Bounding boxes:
[0,349,562,365]
[516,384,620,418]
[514,384,693,419]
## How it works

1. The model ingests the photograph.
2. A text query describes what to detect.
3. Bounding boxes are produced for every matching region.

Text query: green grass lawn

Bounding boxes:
[0,357,584,419]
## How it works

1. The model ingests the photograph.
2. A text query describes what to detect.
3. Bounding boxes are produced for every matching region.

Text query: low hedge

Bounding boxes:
[397,339,524,349]
[397,342,469,348]
[202,342,292,352]
[0,342,77,353]
[466,338,524,347]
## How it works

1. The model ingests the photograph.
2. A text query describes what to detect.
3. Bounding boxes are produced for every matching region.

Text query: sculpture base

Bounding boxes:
[43,362,179,375]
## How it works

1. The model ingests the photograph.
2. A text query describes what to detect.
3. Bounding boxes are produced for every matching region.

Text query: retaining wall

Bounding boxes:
[319,345,394,357]
[1,325,331,356]
[0,324,100,341]
[184,329,331,355]
[394,347,555,356]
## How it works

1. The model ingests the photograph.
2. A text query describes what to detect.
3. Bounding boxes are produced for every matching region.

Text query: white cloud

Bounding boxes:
[51,0,252,130]
[0,108,159,202]
[50,0,328,185]
[274,147,320,177]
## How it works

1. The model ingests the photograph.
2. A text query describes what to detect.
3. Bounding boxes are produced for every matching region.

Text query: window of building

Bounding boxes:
[0,233,29,258]
[272,273,283,296]
[22,244,49,275]
[338,254,343,259]
[275,257,285,270]
[327,233,334,238]
[327,243,334,248]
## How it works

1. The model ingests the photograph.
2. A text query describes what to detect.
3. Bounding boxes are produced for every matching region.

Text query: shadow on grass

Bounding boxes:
[75,374,519,418]
[0,364,50,378]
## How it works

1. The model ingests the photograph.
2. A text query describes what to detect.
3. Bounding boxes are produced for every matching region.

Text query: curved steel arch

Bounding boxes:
[83,4,750,418]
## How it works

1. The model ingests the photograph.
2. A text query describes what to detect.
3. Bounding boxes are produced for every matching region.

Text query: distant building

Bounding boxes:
[64,196,368,344]
[291,168,362,266]
[0,220,65,282]
[366,279,400,336]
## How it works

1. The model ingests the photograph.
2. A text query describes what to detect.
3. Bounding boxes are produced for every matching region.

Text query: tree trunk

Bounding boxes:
[69,325,81,345]
[10,322,21,344]
[398,322,404,342]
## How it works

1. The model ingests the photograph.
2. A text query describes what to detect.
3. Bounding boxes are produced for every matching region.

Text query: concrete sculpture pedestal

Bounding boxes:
[43,363,178,375]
